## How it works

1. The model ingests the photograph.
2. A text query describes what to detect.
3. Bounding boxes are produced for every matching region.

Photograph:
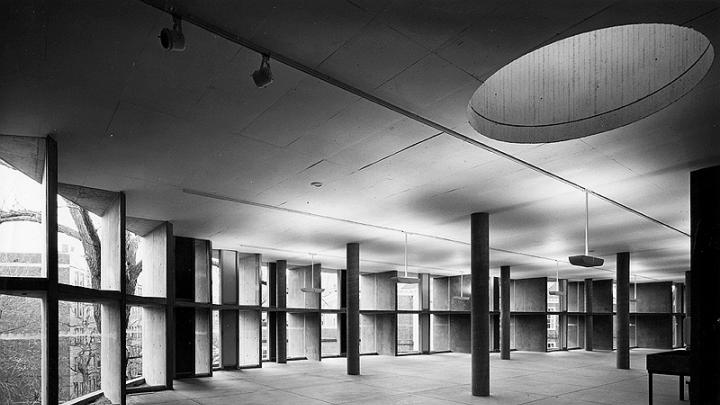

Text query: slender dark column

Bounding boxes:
[276,260,287,363]
[585,278,593,351]
[683,271,690,348]
[471,213,490,396]
[492,277,500,352]
[268,262,277,361]
[500,266,511,360]
[616,252,630,369]
[690,165,720,403]
[43,136,59,405]
[346,243,360,375]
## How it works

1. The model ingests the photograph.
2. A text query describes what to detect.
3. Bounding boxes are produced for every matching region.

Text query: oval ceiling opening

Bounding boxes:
[467,24,714,143]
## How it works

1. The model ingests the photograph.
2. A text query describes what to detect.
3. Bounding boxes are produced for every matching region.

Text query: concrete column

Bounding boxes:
[500,265,511,360]
[616,252,630,369]
[346,243,360,375]
[585,278,593,351]
[276,260,287,364]
[471,213,490,396]
[690,165,720,403]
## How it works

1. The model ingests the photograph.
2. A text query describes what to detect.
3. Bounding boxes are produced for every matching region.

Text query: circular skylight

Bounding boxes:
[467,24,714,143]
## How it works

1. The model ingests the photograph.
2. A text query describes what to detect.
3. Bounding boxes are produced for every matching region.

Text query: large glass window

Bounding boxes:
[126,305,143,380]
[0,159,45,278]
[57,195,103,289]
[567,315,584,349]
[396,314,419,354]
[212,310,221,368]
[260,264,268,307]
[321,269,338,309]
[126,231,143,296]
[0,294,43,404]
[547,315,561,351]
[211,251,221,305]
[59,301,101,402]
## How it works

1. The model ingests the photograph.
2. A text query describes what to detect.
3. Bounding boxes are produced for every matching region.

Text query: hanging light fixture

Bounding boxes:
[300,253,324,294]
[252,54,274,88]
[451,271,470,301]
[569,190,604,267]
[549,261,566,296]
[390,232,419,284]
[159,15,186,51]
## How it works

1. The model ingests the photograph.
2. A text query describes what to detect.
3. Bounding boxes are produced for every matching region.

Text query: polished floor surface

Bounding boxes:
[128,350,686,404]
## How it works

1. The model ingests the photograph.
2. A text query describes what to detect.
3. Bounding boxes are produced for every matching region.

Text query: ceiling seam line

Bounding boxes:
[142,1,689,238]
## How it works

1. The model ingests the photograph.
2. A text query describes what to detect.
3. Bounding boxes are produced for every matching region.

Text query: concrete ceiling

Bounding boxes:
[2,0,719,281]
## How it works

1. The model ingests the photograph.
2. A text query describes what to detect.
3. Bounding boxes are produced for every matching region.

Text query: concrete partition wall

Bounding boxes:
[195,309,211,374]
[508,278,547,352]
[432,277,449,310]
[359,314,396,355]
[287,312,321,360]
[634,282,673,349]
[511,315,548,351]
[591,279,613,350]
[449,314,471,353]
[238,254,260,306]
[431,314,450,351]
[449,275,471,311]
[239,311,262,366]
[510,277,547,312]
[360,272,396,310]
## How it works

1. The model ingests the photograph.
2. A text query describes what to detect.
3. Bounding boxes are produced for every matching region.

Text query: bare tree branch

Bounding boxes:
[0,209,80,239]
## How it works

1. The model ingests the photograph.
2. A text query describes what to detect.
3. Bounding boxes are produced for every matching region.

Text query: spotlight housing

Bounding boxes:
[253,54,273,88]
[160,15,186,51]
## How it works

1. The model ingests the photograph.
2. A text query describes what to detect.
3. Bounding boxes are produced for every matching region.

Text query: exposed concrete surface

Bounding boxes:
[129,350,686,405]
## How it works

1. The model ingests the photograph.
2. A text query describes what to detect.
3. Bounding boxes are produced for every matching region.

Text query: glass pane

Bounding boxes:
[126,231,143,295]
[0,159,45,278]
[0,294,42,404]
[430,314,449,352]
[547,280,563,312]
[260,264,268,307]
[211,251,221,305]
[321,270,338,309]
[547,315,560,351]
[567,315,583,348]
[59,301,101,402]
[397,313,419,353]
[321,313,339,356]
[212,310,221,368]
[261,311,269,361]
[397,283,419,311]
[58,195,101,288]
[126,306,143,380]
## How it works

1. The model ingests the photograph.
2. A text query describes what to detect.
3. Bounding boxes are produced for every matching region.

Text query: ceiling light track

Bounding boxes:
[144,3,690,239]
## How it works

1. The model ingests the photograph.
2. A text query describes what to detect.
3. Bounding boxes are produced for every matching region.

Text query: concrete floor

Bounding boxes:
[128,350,687,404]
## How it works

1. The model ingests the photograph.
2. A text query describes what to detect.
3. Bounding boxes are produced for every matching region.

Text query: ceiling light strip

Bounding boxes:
[146,3,689,238]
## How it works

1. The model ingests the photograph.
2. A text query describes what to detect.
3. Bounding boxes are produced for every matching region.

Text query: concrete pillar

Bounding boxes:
[100,193,126,404]
[500,266,511,360]
[346,243,360,375]
[616,252,630,369]
[471,213,490,396]
[585,278,593,351]
[690,165,720,403]
[276,260,287,364]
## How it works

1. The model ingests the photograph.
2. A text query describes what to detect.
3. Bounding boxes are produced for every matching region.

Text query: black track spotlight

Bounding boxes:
[253,54,273,88]
[159,15,186,51]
